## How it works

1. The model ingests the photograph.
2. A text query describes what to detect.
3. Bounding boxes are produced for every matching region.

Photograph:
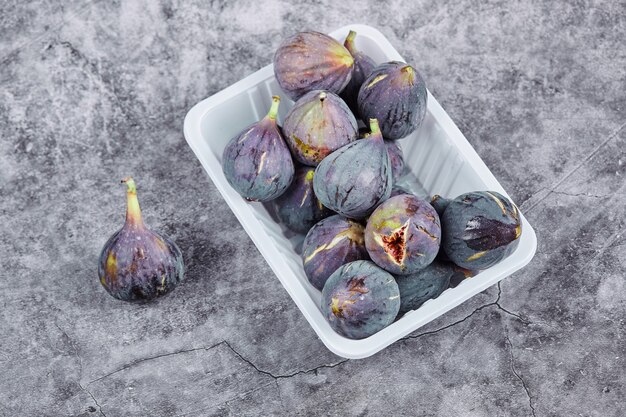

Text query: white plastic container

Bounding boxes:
[183,24,537,359]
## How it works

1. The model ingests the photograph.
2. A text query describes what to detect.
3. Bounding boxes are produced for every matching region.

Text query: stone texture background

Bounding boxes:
[1,1,625,416]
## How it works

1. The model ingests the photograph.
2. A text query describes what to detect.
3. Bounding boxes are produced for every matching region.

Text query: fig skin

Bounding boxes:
[430,194,451,217]
[222,96,295,202]
[273,31,354,101]
[283,90,358,166]
[321,260,400,339]
[302,215,369,291]
[358,61,428,140]
[98,178,184,302]
[442,191,522,270]
[340,30,377,117]
[394,260,466,314]
[272,166,333,234]
[314,118,392,219]
[365,194,441,275]
[385,140,405,182]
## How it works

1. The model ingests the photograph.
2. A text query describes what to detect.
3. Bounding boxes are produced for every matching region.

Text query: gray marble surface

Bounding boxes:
[1,1,625,416]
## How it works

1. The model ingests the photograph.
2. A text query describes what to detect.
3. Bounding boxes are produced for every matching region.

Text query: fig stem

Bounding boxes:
[344,30,357,52]
[121,177,144,227]
[267,96,280,120]
[369,118,381,137]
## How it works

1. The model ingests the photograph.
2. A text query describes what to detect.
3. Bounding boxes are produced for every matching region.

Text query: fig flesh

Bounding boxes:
[272,166,332,234]
[98,178,184,302]
[313,118,392,219]
[321,260,400,339]
[441,191,522,270]
[365,194,441,275]
[302,215,369,290]
[222,96,295,202]
[273,31,354,101]
[358,61,428,140]
[283,90,358,166]
[340,30,376,117]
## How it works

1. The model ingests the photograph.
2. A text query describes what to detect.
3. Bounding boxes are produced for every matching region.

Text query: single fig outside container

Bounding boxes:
[321,260,400,339]
[273,31,354,101]
[313,118,392,219]
[222,96,295,202]
[441,191,522,270]
[98,178,184,302]
[340,30,377,117]
[365,194,441,275]
[283,90,358,166]
[301,215,369,291]
[272,166,332,234]
[358,61,428,140]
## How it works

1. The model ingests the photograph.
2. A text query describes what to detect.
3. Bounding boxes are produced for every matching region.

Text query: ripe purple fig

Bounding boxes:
[273,31,354,101]
[272,166,333,234]
[222,96,295,202]
[365,194,441,275]
[321,260,400,339]
[313,118,392,219]
[430,194,451,217]
[385,140,405,182]
[98,178,184,302]
[283,90,358,166]
[358,61,428,140]
[301,215,369,290]
[441,191,522,270]
[340,30,376,117]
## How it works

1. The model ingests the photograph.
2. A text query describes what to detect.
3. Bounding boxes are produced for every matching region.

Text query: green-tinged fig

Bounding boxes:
[283,90,358,166]
[430,194,451,217]
[442,191,522,270]
[222,96,295,202]
[273,31,354,101]
[340,30,377,117]
[272,166,333,234]
[365,194,441,275]
[358,61,428,140]
[395,260,468,314]
[314,118,392,219]
[302,215,369,290]
[98,178,184,302]
[385,140,405,182]
[321,260,400,339]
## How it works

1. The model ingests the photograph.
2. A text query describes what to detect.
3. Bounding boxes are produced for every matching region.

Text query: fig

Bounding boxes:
[283,90,358,166]
[358,61,428,140]
[430,194,451,217]
[302,215,369,290]
[272,166,332,234]
[385,140,405,182]
[273,31,354,101]
[98,178,185,302]
[340,30,376,117]
[448,266,476,288]
[365,194,441,275]
[441,191,522,270]
[313,118,392,219]
[395,260,466,314]
[222,96,295,202]
[321,260,400,339]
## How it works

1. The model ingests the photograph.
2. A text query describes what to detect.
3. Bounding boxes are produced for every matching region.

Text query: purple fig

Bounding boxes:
[302,215,369,290]
[321,260,400,339]
[395,260,468,314]
[222,96,295,202]
[283,90,358,166]
[98,178,184,302]
[273,31,354,101]
[272,166,333,234]
[430,194,451,217]
[365,194,441,275]
[385,140,405,182]
[358,61,428,140]
[442,191,522,270]
[448,266,476,288]
[340,30,376,117]
[313,118,392,219]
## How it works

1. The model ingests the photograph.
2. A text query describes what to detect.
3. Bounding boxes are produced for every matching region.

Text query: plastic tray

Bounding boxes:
[183,24,537,359]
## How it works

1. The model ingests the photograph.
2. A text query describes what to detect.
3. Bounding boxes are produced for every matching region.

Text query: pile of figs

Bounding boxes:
[221,30,523,339]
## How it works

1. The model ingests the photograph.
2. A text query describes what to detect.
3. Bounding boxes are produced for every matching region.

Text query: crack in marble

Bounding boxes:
[505,332,536,417]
